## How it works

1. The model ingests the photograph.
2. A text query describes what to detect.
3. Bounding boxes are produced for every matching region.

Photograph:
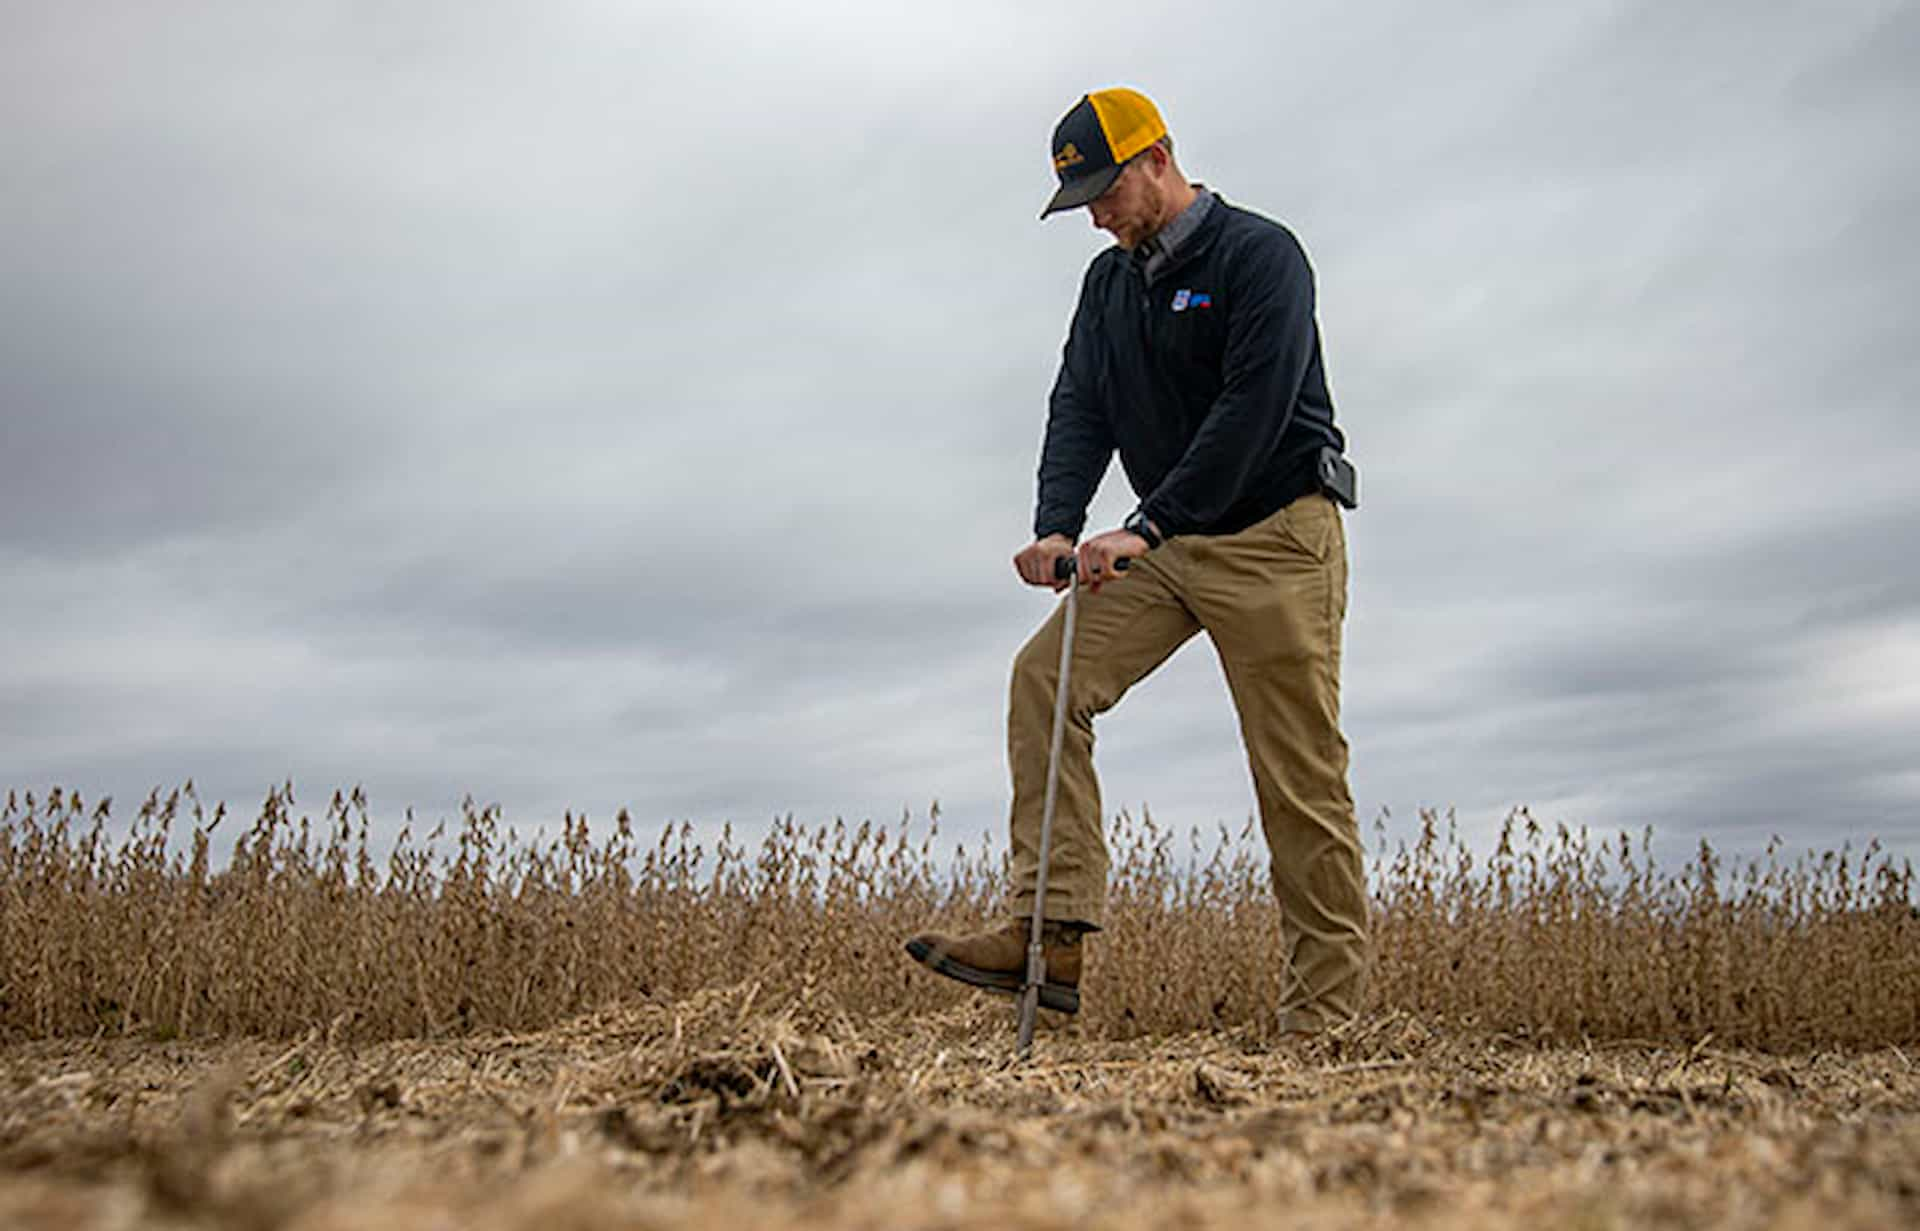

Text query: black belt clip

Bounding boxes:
[1317,445,1360,510]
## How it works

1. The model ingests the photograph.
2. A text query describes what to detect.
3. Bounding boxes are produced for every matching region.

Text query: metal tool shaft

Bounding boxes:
[1017,560,1081,1058]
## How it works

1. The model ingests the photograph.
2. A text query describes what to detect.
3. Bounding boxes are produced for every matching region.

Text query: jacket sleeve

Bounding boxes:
[1032,268,1114,542]
[1138,228,1317,535]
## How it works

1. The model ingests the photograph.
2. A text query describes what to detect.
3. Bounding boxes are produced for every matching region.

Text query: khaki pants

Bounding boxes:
[1006,492,1369,1030]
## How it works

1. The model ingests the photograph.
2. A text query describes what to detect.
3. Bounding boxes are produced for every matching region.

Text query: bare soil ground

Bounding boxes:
[4,987,1918,1230]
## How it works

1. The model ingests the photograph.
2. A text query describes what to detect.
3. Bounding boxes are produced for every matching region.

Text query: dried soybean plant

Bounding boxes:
[1,786,1914,1048]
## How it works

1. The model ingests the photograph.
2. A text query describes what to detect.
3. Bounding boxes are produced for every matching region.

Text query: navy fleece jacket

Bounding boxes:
[1034,195,1345,542]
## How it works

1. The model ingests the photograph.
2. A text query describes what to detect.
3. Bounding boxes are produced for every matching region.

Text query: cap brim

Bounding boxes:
[1040,163,1124,218]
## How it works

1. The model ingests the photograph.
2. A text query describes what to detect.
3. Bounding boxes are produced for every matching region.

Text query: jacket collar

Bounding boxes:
[1129,187,1226,284]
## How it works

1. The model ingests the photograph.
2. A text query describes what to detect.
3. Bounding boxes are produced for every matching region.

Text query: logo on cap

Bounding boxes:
[1053,143,1085,172]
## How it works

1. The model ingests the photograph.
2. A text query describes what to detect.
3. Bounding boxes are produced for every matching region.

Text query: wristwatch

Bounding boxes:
[1123,509,1164,550]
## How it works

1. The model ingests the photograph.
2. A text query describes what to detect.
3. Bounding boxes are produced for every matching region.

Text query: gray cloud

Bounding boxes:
[3,0,1916,877]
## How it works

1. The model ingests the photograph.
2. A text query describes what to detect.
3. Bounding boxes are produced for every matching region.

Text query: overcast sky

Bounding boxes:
[4,0,1916,874]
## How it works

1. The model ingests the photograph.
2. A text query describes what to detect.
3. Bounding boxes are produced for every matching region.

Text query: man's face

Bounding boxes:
[1087,154,1167,250]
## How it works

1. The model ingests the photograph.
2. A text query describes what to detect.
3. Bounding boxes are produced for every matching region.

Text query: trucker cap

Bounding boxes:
[1041,88,1168,218]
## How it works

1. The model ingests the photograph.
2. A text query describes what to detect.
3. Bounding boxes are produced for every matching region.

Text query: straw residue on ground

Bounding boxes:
[3,987,1919,1230]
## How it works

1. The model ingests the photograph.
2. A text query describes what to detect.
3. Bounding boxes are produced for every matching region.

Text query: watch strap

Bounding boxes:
[1125,510,1164,550]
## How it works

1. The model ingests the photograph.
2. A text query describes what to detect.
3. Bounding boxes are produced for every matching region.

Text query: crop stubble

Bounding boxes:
[3,989,1919,1230]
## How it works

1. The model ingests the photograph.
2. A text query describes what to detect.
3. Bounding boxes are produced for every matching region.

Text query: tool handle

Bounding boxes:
[1052,555,1131,581]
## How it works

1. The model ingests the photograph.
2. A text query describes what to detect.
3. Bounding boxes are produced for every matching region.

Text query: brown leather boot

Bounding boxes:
[903,918,1091,1013]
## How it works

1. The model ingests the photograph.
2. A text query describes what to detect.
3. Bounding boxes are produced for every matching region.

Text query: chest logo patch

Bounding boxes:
[1171,289,1212,312]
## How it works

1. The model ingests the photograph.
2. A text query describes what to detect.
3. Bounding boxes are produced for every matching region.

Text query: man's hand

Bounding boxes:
[1075,529,1148,593]
[1014,534,1077,591]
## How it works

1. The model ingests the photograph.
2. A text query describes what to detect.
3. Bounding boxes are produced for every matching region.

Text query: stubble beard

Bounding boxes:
[1130,176,1170,250]
[1105,171,1171,251]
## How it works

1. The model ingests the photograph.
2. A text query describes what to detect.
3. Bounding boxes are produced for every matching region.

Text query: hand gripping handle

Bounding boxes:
[1052,555,1131,581]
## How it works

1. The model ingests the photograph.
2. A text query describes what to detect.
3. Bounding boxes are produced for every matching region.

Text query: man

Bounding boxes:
[905,88,1369,1036]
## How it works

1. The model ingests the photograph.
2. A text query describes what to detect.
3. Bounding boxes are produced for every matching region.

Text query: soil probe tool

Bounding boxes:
[1017,552,1127,1059]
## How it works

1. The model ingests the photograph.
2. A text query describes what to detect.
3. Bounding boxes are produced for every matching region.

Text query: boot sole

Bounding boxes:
[903,939,1080,1014]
